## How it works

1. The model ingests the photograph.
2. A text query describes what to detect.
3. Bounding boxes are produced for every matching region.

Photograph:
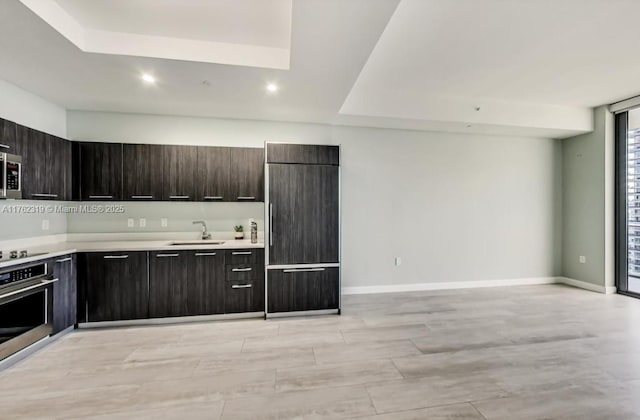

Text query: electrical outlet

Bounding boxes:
[395,257,402,266]
[579,256,586,264]
[127,218,134,228]
[161,218,168,228]
[41,219,49,231]
[139,218,146,228]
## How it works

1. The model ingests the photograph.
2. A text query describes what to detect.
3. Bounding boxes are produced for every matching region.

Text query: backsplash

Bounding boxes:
[0,200,67,240]
[66,201,264,236]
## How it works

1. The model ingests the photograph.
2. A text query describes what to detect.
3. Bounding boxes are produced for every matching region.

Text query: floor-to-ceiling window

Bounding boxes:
[616,107,640,296]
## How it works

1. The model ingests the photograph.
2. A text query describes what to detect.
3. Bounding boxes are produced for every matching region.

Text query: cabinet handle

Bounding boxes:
[231,284,252,289]
[0,144,9,149]
[103,255,128,259]
[237,196,255,200]
[269,203,273,247]
[232,267,252,272]
[32,193,58,198]
[89,195,113,199]
[156,253,179,258]
[283,268,326,273]
[204,196,223,200]
[56,257,73,263]
[194,252,216,256]
[232,251,252,255]
[131,195,153,199]
[169,195,190,199]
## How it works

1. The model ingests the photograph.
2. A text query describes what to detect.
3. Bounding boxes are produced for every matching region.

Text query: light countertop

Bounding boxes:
[0,239,264,270]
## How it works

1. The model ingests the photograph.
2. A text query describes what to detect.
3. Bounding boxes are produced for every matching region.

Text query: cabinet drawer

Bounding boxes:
[226,249,261,265]
[267,267,339,313]
[225,279,264,313]
[226,264,261,281]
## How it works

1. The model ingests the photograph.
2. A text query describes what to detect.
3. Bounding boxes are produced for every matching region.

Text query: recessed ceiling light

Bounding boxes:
[266,83,279,93]
[141,73,156,84]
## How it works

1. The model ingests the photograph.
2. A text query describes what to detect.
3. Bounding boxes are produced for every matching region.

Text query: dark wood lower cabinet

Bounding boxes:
[267,267,339,313]
[149,250,226,318]
[51,254,77,334]
[149,251,189,318]
[81,252,148,322]
[225,279,264,313]
[189,251,225,315]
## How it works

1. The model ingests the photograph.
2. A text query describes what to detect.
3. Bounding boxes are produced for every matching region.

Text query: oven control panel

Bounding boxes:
[0,263,47,287]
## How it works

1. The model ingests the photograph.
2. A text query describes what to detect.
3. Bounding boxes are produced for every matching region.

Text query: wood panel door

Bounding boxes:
[229,147,264,202]
[163,145,197,201]
[0,118,17,152]
[188,250,225,315]
[17,127,48,199]
[123,144,164,201]
[196,146,230,201]
[267,267,339,313]
[269,164,339,265]
[48,135,72,201]
[79,142,123,200]
[149,251,189,318]
[83,252,148,322]
[51,254,77,334]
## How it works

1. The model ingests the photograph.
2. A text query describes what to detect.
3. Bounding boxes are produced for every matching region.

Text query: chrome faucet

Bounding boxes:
[192,220,212,240]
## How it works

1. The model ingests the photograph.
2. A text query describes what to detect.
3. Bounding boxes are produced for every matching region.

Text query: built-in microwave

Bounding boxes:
[0,153,22,199]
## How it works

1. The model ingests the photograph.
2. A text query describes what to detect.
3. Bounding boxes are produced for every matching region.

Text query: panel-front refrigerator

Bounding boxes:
[265,143,340,317]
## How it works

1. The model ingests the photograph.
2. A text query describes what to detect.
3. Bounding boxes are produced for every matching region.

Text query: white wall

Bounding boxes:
[0,80,68,241]
[68,111,562,289]
[0,79,66,137]
[561,106,615,290]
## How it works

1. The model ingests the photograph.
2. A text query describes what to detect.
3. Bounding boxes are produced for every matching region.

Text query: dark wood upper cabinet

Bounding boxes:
[13,125,70,200]
[267,144,340,166]
[81,251,148,322]
[163,145,197,201]
[196,146,230,201]
[78,142,123,200]
[0,118,17,152]
[229,147,264,202]
[51,254,77,334]
[269,163,340,265]
[17,126,47,199]
[123,144,163,200]
[48,135,72,201]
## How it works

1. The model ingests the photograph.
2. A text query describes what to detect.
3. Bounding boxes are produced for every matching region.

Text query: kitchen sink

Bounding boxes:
[168,240,226,246]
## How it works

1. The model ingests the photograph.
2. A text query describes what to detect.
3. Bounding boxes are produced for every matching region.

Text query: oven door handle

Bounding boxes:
[0,278,59,300]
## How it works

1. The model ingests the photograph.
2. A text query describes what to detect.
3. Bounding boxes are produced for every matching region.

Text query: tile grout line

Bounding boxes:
[468,401,489,420]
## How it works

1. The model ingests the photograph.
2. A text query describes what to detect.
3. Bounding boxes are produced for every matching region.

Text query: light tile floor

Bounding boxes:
[2,285,640,419]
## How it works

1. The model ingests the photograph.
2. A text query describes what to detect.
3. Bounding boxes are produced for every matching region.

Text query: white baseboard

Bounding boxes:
[341,277,557,295]
[556,277,617,294]
[342,276,619,296]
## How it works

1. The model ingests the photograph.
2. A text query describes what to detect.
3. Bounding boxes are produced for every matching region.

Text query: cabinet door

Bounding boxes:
[18,127,49,199]
[225,278,264,313]
[188,250,225,315]
[84,252,148,322]
[51,254,77,334]
[269,164,339,265]
[48,135,72,201]
[196,146,230,201]
[123,144,163,200]
[163,145,197,201]
[267,267,339,313]
[79,142,123,200]
[229,147,264,202]
[0,118,17,152]
[149,251,189,318]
